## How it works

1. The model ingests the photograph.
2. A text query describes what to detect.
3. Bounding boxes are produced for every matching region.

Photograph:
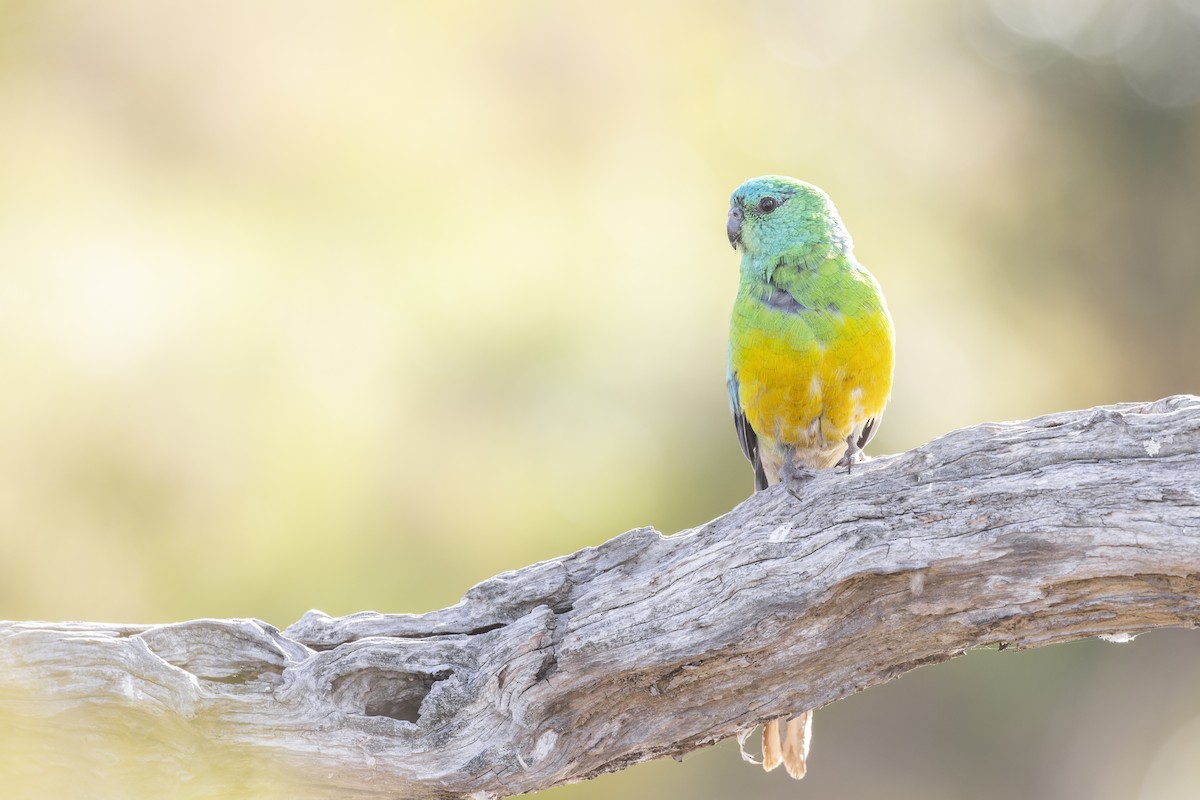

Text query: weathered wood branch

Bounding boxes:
[2,396,1199,799]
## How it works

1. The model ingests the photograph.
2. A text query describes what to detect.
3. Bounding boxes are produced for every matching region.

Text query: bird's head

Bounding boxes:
[727,175,852,264]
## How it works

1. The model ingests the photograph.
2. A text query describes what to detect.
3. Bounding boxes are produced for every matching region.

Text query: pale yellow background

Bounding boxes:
[2,1,1199,798]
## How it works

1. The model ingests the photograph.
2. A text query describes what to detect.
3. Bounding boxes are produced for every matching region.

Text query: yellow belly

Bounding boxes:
[734,309,893,470]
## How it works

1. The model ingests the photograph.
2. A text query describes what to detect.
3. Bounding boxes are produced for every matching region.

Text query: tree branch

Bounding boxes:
[3,396,1199,799]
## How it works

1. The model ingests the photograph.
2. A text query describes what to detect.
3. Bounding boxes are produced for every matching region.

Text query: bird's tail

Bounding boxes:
[762,710,812,780]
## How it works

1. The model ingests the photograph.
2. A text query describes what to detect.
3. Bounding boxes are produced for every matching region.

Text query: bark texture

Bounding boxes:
[2,395,1199,799]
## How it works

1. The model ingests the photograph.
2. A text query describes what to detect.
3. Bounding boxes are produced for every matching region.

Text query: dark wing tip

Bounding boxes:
[753,453,768,492]
[856,416,881,451]
[733,410,768,493]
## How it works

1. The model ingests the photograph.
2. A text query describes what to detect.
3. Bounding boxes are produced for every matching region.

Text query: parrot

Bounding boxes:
[725,175,895,779]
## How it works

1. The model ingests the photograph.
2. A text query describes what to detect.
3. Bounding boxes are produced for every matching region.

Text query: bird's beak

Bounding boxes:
[727,205,743,250]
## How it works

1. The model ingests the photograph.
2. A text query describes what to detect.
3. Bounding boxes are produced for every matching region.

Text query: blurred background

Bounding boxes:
[1,0,1199,797]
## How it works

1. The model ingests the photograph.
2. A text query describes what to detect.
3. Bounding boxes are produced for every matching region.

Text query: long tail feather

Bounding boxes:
[761,719,784,772]
[781,710,812,780]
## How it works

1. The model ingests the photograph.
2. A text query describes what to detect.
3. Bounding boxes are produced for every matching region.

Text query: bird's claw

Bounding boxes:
[782,461,817,499]
[781,461,816,483]
[836,446,868,474]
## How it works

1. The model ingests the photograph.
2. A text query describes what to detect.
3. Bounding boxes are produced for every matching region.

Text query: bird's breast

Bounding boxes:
[730,295,893,450]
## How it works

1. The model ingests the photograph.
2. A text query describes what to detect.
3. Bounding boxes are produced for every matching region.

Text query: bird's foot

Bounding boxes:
[781,461,817,499]
[836,444,868,474]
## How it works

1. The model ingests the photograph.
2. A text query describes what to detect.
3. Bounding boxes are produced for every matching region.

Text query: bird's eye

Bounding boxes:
[758,196,778,214]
